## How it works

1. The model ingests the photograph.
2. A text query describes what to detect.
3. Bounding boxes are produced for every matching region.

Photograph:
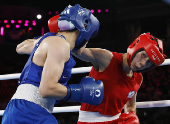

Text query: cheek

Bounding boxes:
[131,58,136,66]
[130,60,135,68]
[132,54,141,64]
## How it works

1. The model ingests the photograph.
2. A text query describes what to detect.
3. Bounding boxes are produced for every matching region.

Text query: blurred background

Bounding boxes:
[0,0,170,123]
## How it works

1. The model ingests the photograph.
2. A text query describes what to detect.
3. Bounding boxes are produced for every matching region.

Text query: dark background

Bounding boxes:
[0,0,170,124]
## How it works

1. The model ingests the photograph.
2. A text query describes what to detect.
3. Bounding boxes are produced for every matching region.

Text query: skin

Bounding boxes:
[16,31,84,100]
[130,51,153,72]
[72,48,153,113]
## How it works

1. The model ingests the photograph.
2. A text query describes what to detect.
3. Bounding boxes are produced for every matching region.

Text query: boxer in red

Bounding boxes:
[72,33,166,124]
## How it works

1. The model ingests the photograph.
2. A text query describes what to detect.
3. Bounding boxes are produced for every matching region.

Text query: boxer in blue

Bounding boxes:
[2,4,104,124]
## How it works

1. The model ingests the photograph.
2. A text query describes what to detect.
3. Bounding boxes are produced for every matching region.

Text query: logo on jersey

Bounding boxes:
[90,87,101,99]
[127,91,135,98]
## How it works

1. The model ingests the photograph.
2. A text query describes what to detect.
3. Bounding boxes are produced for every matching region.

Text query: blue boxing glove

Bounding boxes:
[64,76,104,105]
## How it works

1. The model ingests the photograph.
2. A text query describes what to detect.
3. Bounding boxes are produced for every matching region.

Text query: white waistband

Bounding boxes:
[78,110,121,122]
[12,84,56,113]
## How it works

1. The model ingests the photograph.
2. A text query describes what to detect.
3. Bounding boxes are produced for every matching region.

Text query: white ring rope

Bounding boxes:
[0,66,92,80]
[52,100,170,112]
[0,59,170,116]
[0,59,170,81]
[0,100,170,116]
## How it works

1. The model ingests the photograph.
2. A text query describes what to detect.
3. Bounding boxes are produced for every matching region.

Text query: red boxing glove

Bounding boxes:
[118,111,139,124]
[48,15,60,33]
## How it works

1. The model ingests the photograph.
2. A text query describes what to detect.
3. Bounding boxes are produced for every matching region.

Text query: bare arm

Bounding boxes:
[124,76,143,113]
[39,37,70,100]
[16,39,38,54]
[124,93,137,113]
[72,48,113,71]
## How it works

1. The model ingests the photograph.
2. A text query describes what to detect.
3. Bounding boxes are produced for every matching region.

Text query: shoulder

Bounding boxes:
[43,36,70,59]
[112,52,123,59]
[92,48,113,64]
[45,36,70,51]
[106,52,123,66]
[91,48,113,71]
[93,48,113,58]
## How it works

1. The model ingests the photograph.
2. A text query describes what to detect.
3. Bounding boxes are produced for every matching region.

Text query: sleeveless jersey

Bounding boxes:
[80,52,142,116]
[19,32,76,87]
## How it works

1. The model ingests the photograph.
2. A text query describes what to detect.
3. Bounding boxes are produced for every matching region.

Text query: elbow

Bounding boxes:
[39,84,56,98]
[39,86,49,98]
[39,82,67,99]
[16,44,24,54]
[125,105,136,112]
[16,45,20,54]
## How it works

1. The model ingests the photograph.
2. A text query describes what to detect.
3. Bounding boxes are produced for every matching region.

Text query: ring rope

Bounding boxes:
[0,100,170,116]
[0,59,170,80]
[0,66,92,80]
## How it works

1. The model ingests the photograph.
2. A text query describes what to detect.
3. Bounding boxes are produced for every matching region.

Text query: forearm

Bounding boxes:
[39,82,67,100]
[39,76,104,106]
[16,45,34,54]
[124,103,136,113]
[16,39,36,54]
[72,48,94,62]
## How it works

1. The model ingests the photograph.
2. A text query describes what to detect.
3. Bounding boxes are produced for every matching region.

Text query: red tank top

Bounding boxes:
[80,52,142,116]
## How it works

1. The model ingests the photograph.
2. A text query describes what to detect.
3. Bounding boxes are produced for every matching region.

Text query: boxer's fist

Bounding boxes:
[118,111,139,124]
[48,15,60,33]
[64,76,104,105]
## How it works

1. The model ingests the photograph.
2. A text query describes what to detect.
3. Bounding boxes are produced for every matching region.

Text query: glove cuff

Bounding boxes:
[63,84,82,101]
[63,85,71,100]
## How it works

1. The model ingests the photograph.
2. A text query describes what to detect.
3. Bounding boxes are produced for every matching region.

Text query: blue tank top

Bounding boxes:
[19,32,76,87]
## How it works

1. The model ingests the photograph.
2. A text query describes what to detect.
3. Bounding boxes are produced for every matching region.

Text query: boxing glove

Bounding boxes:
[48,15,60,33]
[118,111,139,124]
[64,76,104,105]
